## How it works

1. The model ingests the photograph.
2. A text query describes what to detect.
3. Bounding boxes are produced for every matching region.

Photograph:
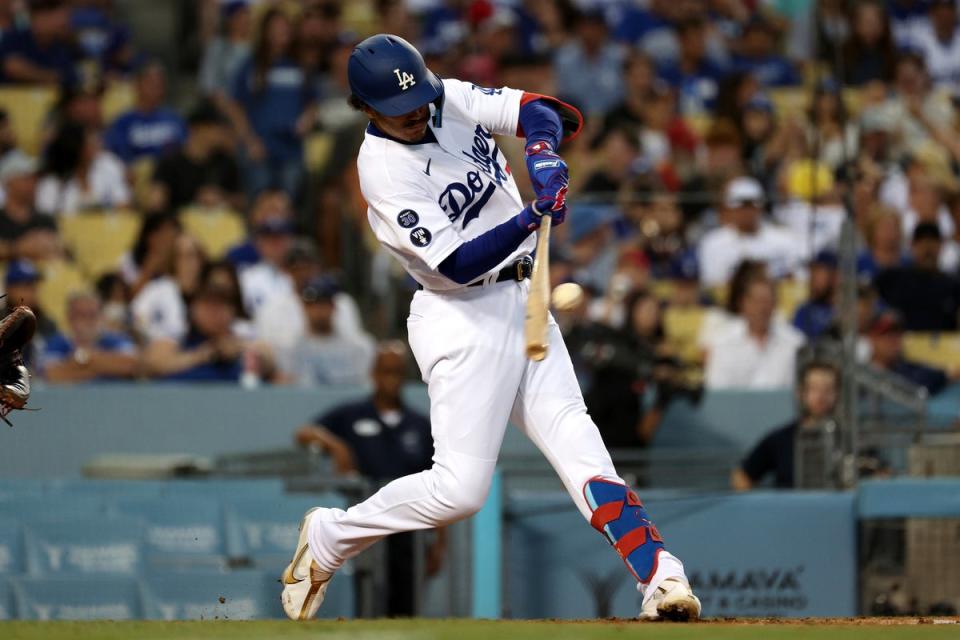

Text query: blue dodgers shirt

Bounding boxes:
[230,56,316,163]
[104,108,188,163]
[314,400,433,480]
[0,26,78,86]
[42,331,135,381]
[162,332,242,383]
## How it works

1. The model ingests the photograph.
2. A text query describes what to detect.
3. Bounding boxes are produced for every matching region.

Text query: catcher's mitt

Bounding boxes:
[0,305,35,426]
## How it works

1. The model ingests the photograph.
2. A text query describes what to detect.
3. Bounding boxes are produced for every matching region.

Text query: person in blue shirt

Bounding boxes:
[295,342,446,616]
[732,16,801,87]
[70,0,136,74]
[104,61,187,164]
[42,290,139,383]
[793,251,839,340]
[0,0,78,86]
[224,8,317,202]
[657,18,727,115]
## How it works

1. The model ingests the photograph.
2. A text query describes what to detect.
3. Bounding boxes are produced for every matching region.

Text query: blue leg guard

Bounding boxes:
[583,477,664,583]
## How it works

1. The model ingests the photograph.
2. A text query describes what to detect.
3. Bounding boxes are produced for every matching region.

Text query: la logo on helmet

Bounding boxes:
[394,68,416,91]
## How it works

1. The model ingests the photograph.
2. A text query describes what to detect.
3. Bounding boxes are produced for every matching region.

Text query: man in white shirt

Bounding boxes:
[907,0,960,91]
[238,216,294,315]
[698,176,803,287]
[705,275,805,390]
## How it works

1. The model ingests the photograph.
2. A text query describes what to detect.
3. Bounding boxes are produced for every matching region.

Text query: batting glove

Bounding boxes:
[517,196,568,231]
[525,141,569,204]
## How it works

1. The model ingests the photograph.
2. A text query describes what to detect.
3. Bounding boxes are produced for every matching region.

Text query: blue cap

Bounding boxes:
[301,276,338,303]
[348,34,445,118]
[811,250,838,268]
[5,259,41,286]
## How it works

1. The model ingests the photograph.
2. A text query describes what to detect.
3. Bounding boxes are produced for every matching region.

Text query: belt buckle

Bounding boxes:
[515,256,533,281]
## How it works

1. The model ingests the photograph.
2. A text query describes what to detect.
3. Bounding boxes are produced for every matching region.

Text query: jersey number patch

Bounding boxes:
[394,68,416,91]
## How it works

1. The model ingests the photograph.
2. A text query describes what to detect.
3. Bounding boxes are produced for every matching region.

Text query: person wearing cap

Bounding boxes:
[42,290,139,383]
[903,0,960,91]
[104,60,187,164]
[149,100,242,213]
[238,215,295,317]
[0,0,77,86]
[697,176,803,287]
[792,251,839,340]
[1,258,58,368]
[294,342,444,616]
[731,361,841,491]
[198,1,252,102]
[222,8,317,201]
[875,221,960,331]
[224,188,293,269]
[731,16,800,87]
[0,150,59,262]
[867,310,955,394]
[277,276,374,387]
[254,239,365,355]
[552,8,626,116]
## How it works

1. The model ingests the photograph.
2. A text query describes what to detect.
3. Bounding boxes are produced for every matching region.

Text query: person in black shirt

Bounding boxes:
[294,342,445,616]
[0,151,59,262]
[875,222,960,331]
[150,101,242,213]
[731,361,840,491]
[867,310,956,394]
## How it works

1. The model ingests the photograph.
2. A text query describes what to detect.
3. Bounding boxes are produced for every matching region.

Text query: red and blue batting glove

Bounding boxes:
[517,194,568,231]
[525,141,569,205]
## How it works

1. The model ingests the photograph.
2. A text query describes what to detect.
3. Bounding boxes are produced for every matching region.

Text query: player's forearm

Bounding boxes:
[437,213,533,284]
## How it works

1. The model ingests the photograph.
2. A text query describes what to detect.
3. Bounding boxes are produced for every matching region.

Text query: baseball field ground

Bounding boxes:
[3,618,960,640]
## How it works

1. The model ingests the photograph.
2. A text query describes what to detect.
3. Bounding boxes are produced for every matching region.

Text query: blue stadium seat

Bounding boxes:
[23,517,144,575]
[140,570,280,620]
[13,576,141,620]
[0,578,14,620]
[0,519,23,575]
[110,497,227,568]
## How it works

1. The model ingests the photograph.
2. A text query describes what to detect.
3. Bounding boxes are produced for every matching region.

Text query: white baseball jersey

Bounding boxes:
[358,78,535,291]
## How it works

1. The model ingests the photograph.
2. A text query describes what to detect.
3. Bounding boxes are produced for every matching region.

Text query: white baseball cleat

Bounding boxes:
[281,508,334,621]
[638,577,702,622]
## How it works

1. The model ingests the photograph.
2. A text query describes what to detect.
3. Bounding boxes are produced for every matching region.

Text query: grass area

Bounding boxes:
[2,619,960,640]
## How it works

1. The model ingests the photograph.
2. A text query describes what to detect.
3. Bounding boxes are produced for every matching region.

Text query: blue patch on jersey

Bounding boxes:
[410,227,432,247]
[397,209,419,228]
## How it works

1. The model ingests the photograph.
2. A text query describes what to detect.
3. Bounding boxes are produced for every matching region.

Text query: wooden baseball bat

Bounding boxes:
[525,214,552,361]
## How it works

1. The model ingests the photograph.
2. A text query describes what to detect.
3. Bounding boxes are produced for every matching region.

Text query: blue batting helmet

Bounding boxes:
[348,34,444,122]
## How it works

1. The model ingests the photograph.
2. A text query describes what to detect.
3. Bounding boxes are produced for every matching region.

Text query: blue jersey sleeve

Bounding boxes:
[437,213,532,284]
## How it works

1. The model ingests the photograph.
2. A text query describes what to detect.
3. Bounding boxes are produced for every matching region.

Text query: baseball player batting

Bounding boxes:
[282,34,701,622]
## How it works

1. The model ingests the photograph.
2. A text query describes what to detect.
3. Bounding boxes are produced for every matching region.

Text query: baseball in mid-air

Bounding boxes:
[551,283,584,311]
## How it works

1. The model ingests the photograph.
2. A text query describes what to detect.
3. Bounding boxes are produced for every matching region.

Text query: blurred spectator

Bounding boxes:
[732,16,801,87]
[657,18,727,116]
[875,222,960,331]
[637,81,698,174]
[94,271,129,335]
[104,61,187,164]
[581,127,640,197]
[279,276,374,387]
[739,93,791,186]
[0,0,78,86]
[731,361,840,491]
[294,342,445,614]
[866,310,955,393]
[36,121,130,216]
[225,8,317,201]
[255,238,364,355]
[900,174,955,246]
[239,216,294,316]
[131,232,206,342]
[812,0,852,66]
[772,160,846,257]
[698,176,803,287]
[225,188,292,269]
[568,289,686,448]
[119,212,180,296]
[1,259,57,368]
[144,282,257,382]
[842,0,897,86]
[878,51,956,156]
[600,51,656,135]
[70,0,136,75]
[202,258,254,338]
[297,1,343,89]
[567,205,619,294]
[704,275,805,389]
[793,251,838,340]
[699,258,768,350]
[857,205,906,281]
[889,0,930,47]
[552,8,625,116]
[198,0,252,103]
[905,0,960,91]
[42,290,139,383]
[681,120,745,225]
[802,79,858,171]
[0,151,60,262]
[47,81,106,133]
[149,101,242,213]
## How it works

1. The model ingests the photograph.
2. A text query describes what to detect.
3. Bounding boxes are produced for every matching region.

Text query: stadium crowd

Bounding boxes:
[0,0,958,447]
